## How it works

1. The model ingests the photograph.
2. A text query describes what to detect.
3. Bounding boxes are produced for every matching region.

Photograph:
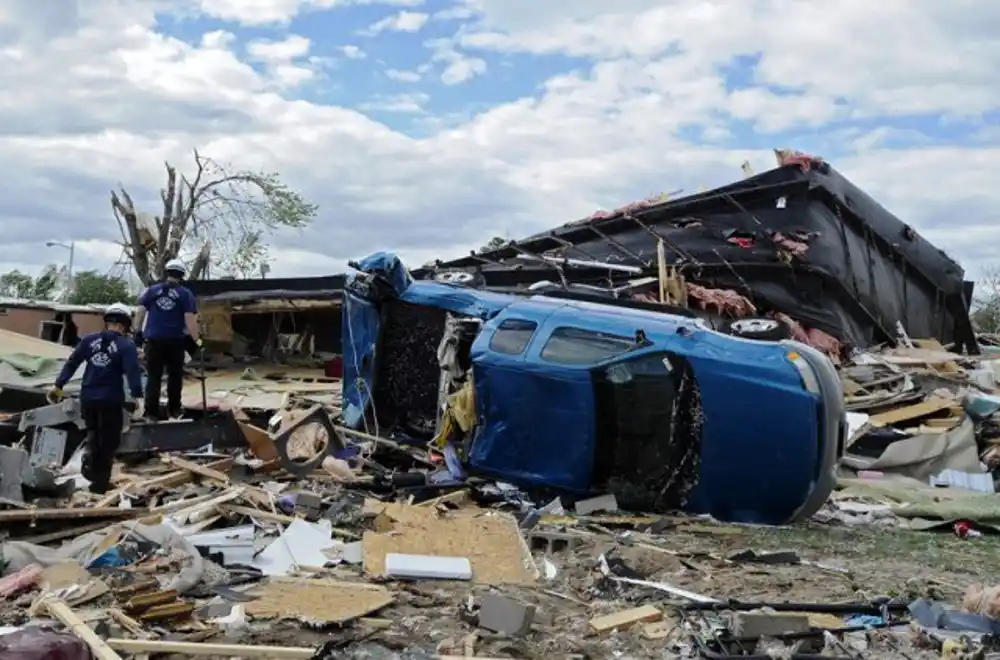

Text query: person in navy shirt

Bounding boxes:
[134,259,201,419]
[50,303,143,494]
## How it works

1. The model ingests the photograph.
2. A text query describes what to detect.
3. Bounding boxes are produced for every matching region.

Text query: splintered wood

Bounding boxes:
[362,501,536,585]
[246,578,393,625]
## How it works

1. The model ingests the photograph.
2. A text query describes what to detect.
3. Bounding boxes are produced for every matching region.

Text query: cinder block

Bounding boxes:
[479,594,535,636]
[574,494,618,515]
[527,531,584,554]
[729,612,810,638]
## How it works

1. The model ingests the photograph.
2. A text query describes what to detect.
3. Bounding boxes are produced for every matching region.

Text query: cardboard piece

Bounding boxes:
[362,501,536,585]
[246,578,393,625]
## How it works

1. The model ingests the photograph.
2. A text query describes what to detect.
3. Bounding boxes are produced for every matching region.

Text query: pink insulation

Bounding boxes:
[0,564,42,599]
[773,312,842,362]
[686,284,757,316]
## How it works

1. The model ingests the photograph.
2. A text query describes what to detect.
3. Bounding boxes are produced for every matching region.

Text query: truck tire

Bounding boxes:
[722,317,791,342]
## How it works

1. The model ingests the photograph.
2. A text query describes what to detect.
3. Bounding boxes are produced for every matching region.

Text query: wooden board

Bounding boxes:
[590,605,663,633]
[868,398,954,428]
[246,578,392,625]
[362,501,536,585]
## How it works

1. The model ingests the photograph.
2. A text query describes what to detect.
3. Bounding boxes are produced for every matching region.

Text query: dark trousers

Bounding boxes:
[145,338,187,418]
[81,401,124,494]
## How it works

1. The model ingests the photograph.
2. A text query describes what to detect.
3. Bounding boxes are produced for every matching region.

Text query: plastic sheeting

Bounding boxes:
[427,162,975,351]
[842,419,981,481]
[0,523,205,594]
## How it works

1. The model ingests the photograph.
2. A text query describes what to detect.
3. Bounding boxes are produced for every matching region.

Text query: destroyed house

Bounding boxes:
[0,298,112,346]
[425,156,976,354]
[186,275,345,364]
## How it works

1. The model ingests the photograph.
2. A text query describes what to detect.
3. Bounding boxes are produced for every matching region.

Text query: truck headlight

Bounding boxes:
[787,351,821,395]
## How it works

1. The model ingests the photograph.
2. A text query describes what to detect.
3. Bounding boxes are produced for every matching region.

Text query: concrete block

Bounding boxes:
[479,593,535,636]
[295,492,323,520]
[574,494,618,515]
[0,446,27,502]
[528,531,584,554]
[729,612,810,638]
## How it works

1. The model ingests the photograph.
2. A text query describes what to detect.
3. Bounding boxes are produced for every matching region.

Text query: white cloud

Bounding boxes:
[0,0,998,285]
[246,35,323,88]
[385,68,422,82]
[339,45,366,59]
[359,10,429,36]
[360,92,430,113]
[425,38,487,85]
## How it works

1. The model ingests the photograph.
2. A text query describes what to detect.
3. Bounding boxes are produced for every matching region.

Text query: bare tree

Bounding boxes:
[111,150,317,285]
[971,265,1000,334]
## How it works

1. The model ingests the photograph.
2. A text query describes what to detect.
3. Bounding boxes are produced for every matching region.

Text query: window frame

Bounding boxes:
[488,318,538,356]
[539,326,636,365]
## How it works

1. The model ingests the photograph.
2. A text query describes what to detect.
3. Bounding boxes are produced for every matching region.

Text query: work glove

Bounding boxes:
[131,399,145,419]
[47,386,64,404]
[195,338,203,349]
[133,330,144,348]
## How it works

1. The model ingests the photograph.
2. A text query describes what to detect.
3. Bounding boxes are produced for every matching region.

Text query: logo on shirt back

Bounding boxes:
[155,287,179,311]
[88,337,117,368]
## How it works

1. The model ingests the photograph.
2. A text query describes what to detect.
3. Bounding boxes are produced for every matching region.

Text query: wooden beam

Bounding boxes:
[0,507,144,523]
[106,639,316,658]
[129,457,234,495]
[44,599,123,660]
[166,456,231,485]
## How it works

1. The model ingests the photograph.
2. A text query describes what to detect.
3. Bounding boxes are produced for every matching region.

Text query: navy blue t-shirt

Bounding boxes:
[55,331,143,403]
[140,282,197,340]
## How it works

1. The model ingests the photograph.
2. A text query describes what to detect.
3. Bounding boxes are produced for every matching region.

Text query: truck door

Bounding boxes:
[467,303,640,492]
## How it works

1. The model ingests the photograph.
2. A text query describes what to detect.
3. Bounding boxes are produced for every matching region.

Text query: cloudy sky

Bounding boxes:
[1,0,997,282]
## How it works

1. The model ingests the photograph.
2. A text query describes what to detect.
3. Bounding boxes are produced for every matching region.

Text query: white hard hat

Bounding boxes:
[165,259,187,277]
[106,302,132,316]
[104,302,133,324]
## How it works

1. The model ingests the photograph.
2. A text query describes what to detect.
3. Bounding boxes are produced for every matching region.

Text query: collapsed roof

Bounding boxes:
[424,153,976,352]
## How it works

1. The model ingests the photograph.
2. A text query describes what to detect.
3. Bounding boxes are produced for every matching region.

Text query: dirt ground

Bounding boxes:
[228,522,995,659]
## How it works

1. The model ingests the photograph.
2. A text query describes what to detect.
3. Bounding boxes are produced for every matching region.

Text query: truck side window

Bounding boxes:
[541,327,634,365]
[489,319,537,355]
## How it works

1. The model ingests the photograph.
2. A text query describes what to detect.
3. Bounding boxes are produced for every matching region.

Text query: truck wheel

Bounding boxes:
[722,317,790,341]
[432,269,484,288]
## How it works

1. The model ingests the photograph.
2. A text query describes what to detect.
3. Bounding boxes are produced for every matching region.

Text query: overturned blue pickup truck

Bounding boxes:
[341,252,845,525]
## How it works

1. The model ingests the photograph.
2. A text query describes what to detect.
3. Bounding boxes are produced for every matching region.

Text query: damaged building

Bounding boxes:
[0,299,113,346]
[186,274,344,369]
[420,151,977,357]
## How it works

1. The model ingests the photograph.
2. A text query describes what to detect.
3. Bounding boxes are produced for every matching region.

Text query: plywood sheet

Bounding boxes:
[362,501,536,585]
[245,578,392,625]
[869,398,954,427]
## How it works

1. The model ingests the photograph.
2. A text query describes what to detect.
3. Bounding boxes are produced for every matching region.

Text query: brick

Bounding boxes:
[479,594,535,636]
